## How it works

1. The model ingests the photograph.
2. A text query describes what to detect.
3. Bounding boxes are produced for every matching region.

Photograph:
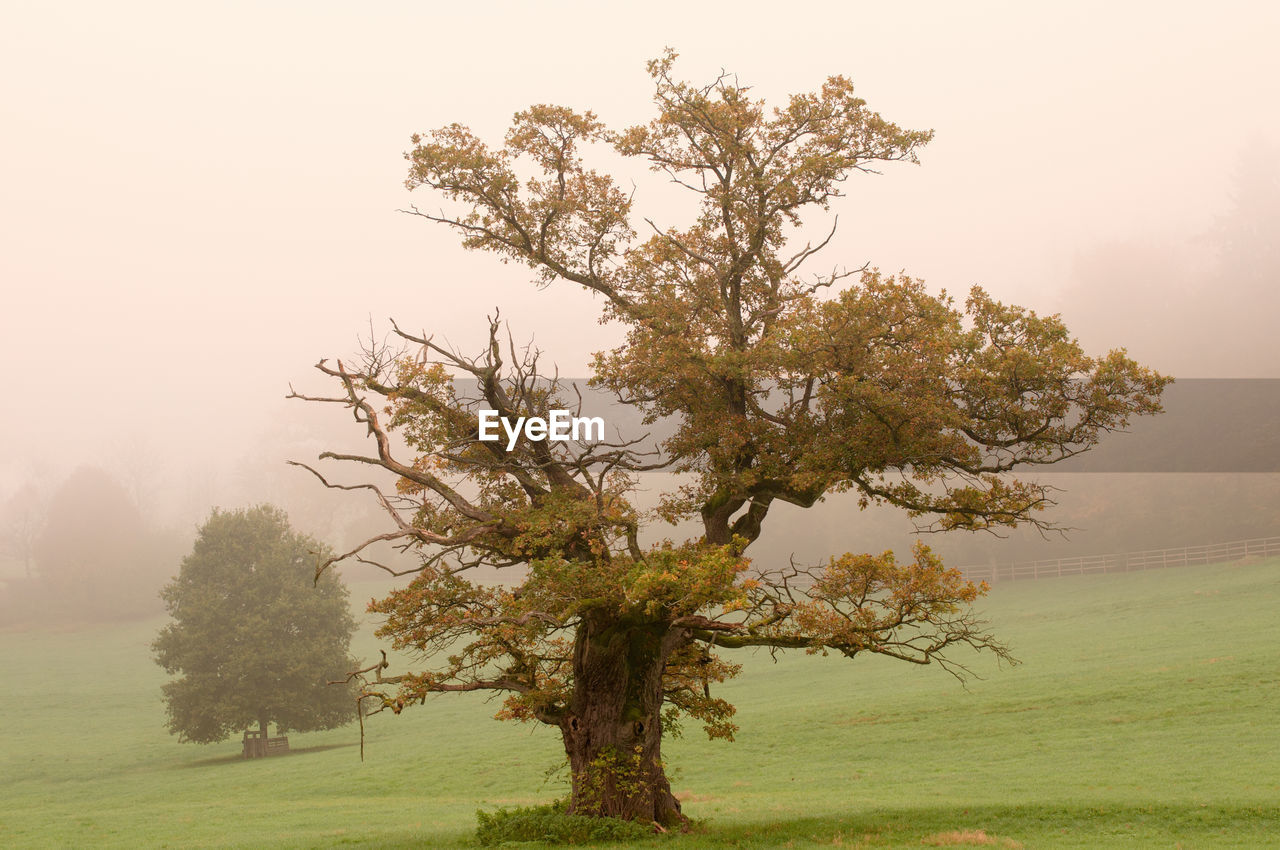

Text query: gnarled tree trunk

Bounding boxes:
[559,611,686,827]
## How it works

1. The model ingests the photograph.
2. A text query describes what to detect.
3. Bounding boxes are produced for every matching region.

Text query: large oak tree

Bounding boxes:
[292,53,1167,826]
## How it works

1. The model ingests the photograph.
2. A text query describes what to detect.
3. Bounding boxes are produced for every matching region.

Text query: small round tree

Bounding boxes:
[153,504,359,744]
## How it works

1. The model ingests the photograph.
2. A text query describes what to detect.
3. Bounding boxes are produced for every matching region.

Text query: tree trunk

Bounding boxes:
[559,612,686,827]
[259,715,269,739]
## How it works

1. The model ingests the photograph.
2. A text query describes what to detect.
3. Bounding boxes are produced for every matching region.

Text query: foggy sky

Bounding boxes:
[3,0,1278,510]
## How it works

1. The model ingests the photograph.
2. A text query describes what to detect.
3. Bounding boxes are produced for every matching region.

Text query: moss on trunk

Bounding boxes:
[559,612,687,826]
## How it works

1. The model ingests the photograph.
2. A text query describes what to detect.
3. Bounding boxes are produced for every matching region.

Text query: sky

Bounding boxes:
[2,0,1278,510]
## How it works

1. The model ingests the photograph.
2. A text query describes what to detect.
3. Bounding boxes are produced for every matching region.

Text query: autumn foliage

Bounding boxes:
[292,52,1167,826]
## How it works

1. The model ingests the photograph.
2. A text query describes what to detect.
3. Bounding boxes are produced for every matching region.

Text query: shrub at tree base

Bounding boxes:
[475,799,656,846]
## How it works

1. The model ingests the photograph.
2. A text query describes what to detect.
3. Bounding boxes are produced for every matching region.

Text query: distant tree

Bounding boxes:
[1,481,47,580]
[25,466,171,620]
[152,505,359,744]
[1190,137,1280,375]
[1213,137,1280,294]
[1059,137,1280,377]
[110,433,166,517]
[293,53,1167,825]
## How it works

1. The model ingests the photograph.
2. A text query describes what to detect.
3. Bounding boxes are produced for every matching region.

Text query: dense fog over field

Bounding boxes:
[2,1,1278,619]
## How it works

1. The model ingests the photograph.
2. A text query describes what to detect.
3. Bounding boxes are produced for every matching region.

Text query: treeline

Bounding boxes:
[3,439,1274,627]
[0,466,186,625]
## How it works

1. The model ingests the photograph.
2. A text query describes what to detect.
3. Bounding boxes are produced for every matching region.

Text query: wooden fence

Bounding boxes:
[958,535,1280,583]
[242,730,290,758]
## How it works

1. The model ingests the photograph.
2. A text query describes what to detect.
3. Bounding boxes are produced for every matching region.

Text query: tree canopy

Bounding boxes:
[152,504,358,744]
[292,52,1168,826]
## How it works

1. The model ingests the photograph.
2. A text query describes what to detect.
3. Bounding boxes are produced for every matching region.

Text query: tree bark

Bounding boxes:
[559,612,686,827]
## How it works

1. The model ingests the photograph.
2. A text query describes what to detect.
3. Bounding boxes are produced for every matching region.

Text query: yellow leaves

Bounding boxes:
[778,542,991,655]
[505,489,610,559]
[621,543,749,618]
[505,105,606,171]
[305,55,1140,747]
[662,641,742,741]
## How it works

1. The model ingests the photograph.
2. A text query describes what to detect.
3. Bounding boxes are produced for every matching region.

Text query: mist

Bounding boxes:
[2,1,1278,619]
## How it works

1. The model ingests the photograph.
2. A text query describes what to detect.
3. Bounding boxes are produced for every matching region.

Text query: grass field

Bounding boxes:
[2,558,1277,848]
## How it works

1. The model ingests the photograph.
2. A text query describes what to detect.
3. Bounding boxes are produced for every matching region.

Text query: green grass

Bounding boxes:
[1,559,1277,848]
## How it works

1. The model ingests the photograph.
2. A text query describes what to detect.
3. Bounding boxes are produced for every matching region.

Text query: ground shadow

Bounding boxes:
[173,741,359,770]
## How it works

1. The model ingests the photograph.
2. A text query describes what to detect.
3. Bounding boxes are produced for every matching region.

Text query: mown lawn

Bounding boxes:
[1,558,1277,848]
